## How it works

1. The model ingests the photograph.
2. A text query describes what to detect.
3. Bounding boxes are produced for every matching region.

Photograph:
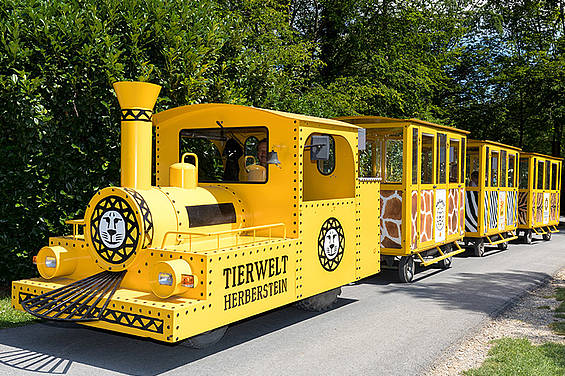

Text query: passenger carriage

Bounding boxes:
[12,82,382,346]
[463,140,521,256]
[337,116,469,282]
[517,153,562,243]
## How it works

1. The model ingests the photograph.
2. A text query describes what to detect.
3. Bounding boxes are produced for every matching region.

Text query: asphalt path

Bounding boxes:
[1,229,564,376]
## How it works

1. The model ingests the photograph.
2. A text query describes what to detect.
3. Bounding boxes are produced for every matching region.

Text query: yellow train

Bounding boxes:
[11,81,563,347]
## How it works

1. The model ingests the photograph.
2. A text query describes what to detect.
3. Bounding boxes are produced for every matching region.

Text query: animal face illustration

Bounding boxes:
[99,210,126,248]
[323,228,340,260]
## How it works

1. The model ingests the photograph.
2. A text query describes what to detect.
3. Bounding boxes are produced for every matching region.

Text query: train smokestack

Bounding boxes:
[113,81,161,190]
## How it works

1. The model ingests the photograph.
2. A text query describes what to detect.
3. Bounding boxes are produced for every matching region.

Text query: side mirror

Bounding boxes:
[308,135,330,161]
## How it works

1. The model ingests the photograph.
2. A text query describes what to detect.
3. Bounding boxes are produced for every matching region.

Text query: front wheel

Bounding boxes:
[398,256,415,283]
[182,326,228,349]
[543,232,552,241]
[472,239,485,257]
[523,230,533,244]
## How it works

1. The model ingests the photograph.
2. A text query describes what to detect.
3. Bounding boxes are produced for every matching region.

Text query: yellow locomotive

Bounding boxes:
[12,81,380,346]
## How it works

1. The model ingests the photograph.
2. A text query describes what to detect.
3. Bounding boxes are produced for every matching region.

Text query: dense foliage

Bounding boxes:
[0,0,563,283]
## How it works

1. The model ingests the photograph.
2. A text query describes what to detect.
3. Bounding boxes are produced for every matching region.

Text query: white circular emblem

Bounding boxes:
[98,210,126,249]
[323,228,340,260]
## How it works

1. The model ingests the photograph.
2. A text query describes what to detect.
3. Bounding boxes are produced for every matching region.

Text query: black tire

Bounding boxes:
[182,326,228,349]
[398,256,415,283]
[497,240,508,250]
[543,232,552,241]
[523,230,533,244]
[438,244,453,269]
[472,239,485,257]
[295,287,341,312]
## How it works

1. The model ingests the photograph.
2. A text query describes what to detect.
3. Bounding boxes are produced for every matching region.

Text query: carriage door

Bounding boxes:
[419,132,436,247]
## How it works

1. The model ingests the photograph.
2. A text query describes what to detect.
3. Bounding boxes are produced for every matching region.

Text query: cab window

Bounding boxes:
[421,133,434,184]
[179,127,268,183]
[519,158,529,189]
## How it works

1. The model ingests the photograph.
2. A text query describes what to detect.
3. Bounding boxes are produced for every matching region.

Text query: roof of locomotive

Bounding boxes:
[467,139,522,152]
[153,103,360,131]
[519,152,563,161]
[335,116,470,135]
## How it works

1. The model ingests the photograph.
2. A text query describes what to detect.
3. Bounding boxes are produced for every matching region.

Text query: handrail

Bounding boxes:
[160,223,287,251]
[65,219,85,239]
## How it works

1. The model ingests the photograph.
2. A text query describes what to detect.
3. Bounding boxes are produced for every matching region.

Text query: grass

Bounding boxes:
[0,290,38,329]
[537,305,551,310]
[555,287,565,301]
[464,338,565,376]
[556,301,565,313]
[550,322,565,335]
[554,313,565,319]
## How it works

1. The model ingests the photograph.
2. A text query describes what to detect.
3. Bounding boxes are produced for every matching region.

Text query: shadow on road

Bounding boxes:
[0,297,356,375]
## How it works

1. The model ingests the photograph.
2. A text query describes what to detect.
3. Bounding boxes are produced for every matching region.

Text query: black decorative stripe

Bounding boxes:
[187,203,236,227]
[121,109,152,122]
[19,291,163,334]
[123,188,154,248]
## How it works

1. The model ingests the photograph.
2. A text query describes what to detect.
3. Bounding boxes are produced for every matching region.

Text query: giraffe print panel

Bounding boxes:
[518,191,529,225]
[447,189,459,235]
[550,193,559,221]
[411,191,418,249]
[420,190,434,243]
[380,190,402,249]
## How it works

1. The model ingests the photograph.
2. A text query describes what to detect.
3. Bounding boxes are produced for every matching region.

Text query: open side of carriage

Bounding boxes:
[338,116,468,282]
[516,152,562,243]
[463,140,521,256]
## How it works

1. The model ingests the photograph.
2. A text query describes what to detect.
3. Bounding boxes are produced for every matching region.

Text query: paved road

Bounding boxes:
[1,230,564,376]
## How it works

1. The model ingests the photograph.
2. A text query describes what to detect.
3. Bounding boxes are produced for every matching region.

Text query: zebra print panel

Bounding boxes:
[483,193,489,234]
[465,191,479,232]
[518,192,528,225]
[488,191,498,229]
[506,191,517,227]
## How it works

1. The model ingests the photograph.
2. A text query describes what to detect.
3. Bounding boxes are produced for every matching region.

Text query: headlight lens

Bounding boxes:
[45,257,57,268]
[158,272,173,286]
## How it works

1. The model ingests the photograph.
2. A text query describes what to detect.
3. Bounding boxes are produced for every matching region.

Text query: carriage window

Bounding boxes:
[537,161,544,189]
[500,150,507,187]
[384,128,403,183]
[519,158,528,189]
[412,128,419,184]
[421,133,434,184]
[460,138,466,183]
[449,138,460,183]
[359,139,382,179]
[317,135,335,175]
[466,148,480,187]
[491,151,498,187]
[179,127,268,183]
[552,163,558,190]
[485,147,490,187]
[437,133,447,184]
[508,154,516,187]
[545,161,551,190]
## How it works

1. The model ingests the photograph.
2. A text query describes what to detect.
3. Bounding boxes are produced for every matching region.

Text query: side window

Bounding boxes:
[460,138,466,184]
[519,157,528,189]
[537,160,544,189]
[508,154,516,187]
[244,136,259,166]
[545,161,551,190]
[500,150,507,187]
[317,135,335,175]
[384,128,403,183]
[359,139,382,179]
[552,163,558,190]
[449,138,460,183]
[485,147,490,187]
[421,133,434,184]
[437,133,447,184]
[412,128,419,184]
[466,147,480,187]
[491,151,498,187]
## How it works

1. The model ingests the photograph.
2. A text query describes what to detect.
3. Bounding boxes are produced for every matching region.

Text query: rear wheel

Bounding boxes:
[523,230,533,244]
[472,239,485,257]
[182,326,228,349]
[295,287,341,312]
[543,231,552,241]
[438,244,453,269]
[497,239,508,251]
[398,255,415,283]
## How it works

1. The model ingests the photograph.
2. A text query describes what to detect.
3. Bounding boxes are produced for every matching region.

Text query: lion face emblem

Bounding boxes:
[99,210,126,248]
[323,228,340,260]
